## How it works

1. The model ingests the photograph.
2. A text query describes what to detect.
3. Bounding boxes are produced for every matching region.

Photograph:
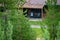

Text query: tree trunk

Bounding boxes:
[50,24,57,40]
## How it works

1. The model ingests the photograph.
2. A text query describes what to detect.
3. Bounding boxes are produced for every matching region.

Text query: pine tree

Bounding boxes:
[44,0,60,40]
[0,0,19,40]
[0,0,36,40]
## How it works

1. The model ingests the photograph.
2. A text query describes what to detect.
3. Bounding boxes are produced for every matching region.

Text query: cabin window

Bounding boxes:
[23,8,42,18]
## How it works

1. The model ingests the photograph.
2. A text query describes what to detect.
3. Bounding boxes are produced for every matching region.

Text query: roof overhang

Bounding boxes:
[22,3,44,9]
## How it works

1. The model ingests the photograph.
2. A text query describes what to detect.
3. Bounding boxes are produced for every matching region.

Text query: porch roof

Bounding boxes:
[22,3,44,9]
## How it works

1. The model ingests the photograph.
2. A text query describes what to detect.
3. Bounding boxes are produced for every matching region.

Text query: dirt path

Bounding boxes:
[36,38,41,40]
[36,37,44,40]
[29,18,42,21]
[31,25,41,28]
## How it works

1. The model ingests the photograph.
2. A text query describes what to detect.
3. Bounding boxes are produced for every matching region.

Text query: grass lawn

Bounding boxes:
[29,21,49,40]
[32,28,44,37]
[29,21,46,25]
[29,21,46,38]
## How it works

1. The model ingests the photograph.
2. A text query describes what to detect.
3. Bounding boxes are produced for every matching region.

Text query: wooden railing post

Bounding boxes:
[41,8,43,19]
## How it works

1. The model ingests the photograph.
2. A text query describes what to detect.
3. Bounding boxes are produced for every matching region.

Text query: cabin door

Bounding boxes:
[29,9,41,18]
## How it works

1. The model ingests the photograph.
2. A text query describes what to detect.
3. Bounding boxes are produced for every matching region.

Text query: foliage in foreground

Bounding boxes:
[0,0,36,40]
[43,0,60,40]
[10,10,36,40]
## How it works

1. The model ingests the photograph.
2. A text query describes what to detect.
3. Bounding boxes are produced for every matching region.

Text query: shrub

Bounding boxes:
[9,10,36,40]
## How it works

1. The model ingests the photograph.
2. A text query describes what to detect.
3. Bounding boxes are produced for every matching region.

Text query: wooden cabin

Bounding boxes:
[22,0,60,18]
[22,0,46,18]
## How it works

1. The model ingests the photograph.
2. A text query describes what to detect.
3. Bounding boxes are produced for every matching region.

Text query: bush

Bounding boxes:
[9,10,36,40]
[0,0,36,40]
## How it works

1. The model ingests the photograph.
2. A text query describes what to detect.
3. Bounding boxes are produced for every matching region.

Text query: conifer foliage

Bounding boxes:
[44,0,60,40]
[0,0,36,40]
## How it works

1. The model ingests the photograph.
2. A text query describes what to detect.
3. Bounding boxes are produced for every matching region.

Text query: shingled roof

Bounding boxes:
[23,0,46,8]
[23,3,44,9]
[23,0,60,8]
[26,0,46,5]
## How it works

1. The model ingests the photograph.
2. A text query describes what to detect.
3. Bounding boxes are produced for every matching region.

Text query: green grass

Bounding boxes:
[29,21,46,37]
[32,28,45,38]
[29,21,49,40]
[29,21,46,25]
[29,21,40,25]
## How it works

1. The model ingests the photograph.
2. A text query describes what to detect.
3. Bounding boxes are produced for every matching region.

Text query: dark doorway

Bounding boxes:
[23,8,42,18]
